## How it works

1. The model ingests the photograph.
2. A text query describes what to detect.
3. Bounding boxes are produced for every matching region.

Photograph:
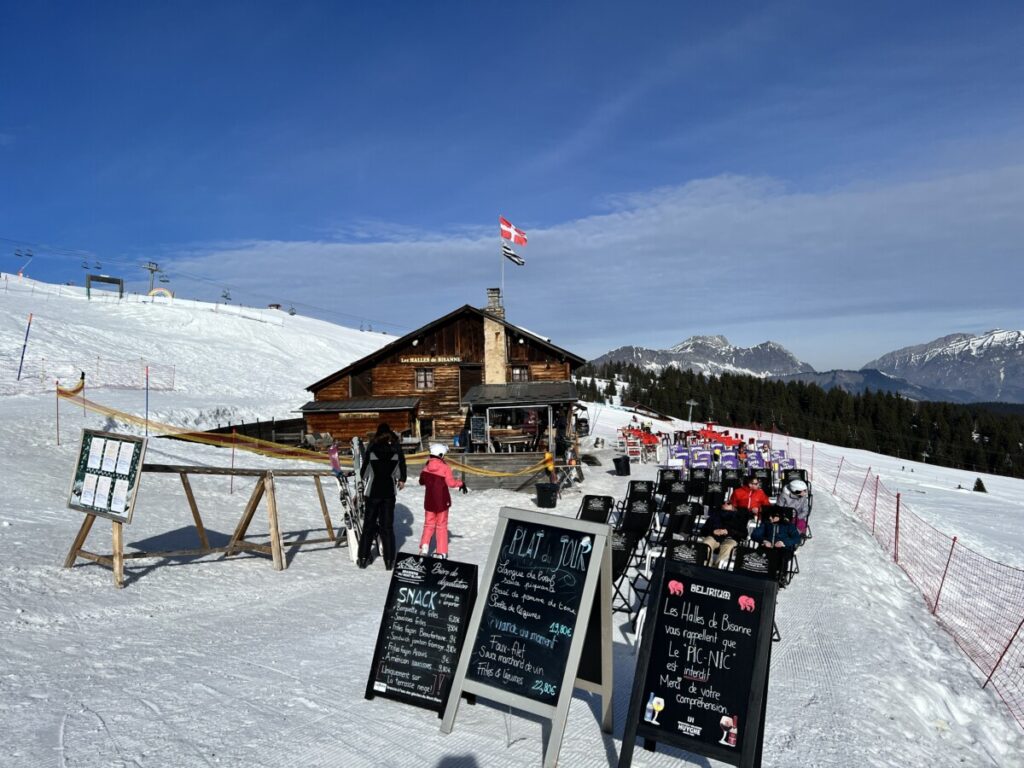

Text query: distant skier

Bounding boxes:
[418,443,466,560]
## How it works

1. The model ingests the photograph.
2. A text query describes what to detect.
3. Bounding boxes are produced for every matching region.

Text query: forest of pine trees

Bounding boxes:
[576,362,1024,479]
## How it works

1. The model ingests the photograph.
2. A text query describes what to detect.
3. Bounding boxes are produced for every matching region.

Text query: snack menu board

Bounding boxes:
[366,554,478,713]
[68,429,147,524]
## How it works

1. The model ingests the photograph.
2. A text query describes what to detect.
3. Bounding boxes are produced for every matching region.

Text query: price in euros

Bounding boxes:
[548,622,573,638]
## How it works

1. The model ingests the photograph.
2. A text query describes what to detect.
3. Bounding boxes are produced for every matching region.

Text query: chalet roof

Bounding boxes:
[306,304,586,392]
[462,381,579,407]
[298,397,420,413]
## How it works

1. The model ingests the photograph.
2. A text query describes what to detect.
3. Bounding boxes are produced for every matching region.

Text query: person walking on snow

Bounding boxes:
[418,443,466,559]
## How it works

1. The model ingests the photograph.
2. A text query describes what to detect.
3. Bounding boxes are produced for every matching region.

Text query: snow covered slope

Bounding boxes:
[1,278,1021,767]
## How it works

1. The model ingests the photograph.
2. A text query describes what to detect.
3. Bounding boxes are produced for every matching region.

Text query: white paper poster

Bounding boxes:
[115,443,136,476]
[101,441,120,473]
[80,473,99,507]
[110,479,130,513]
[93,476,113,510]
[87,438,105,470]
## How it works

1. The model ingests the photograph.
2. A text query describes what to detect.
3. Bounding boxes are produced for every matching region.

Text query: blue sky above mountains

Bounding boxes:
[2,2,1022,369]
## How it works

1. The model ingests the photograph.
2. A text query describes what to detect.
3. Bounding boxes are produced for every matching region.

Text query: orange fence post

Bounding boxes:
[55,380,61,446]
[894,492,901,563]
[831,456,845,495]
[853,466,871,514]
[932,536,957,615]
[984,615,1024,689]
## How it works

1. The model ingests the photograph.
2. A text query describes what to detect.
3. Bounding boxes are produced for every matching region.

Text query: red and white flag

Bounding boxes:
[499,216,528,245]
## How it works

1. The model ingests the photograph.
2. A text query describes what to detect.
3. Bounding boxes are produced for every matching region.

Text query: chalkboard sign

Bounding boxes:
[365,553,477,713]
[67,429,147,524]
[618,560,777,768]
[441,508,612,767]
[466,516,591,704]
[470,416,487,445]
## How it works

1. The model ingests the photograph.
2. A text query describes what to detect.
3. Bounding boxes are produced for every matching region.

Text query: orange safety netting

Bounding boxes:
[56,389,549,476]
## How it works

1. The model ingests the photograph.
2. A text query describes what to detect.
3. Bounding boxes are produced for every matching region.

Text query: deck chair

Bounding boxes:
[703,481,726,514]
[720,467,742,492]
[686,468,709,503]
[656,467,683,496]
[610,500,657,618]
[576,494,615,524]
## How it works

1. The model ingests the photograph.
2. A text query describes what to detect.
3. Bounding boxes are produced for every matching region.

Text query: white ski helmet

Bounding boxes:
[429,443,448,458]
[788,479,808,493]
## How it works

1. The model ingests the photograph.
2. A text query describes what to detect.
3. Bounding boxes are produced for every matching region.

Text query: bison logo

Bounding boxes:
[668,580,685,596]
[738,595,756,612]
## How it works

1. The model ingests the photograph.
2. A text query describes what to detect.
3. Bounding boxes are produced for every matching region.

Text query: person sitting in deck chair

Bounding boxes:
[776,479,811,537]
[699,502,751,569]
[751,506,801,583]
[729,475,771,521]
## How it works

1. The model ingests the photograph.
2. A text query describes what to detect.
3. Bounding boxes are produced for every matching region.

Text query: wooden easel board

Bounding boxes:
[67,429,147,524]
[618,560,777,768]
[365,553,478,714]
[441,507,612,768]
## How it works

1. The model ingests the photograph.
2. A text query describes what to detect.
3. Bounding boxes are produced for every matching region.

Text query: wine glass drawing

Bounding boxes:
[650,696,665,725]
[719,715,734,744]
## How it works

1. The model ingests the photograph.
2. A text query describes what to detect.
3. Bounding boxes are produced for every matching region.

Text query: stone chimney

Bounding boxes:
[484,287,505,319]
[482,288,507,384]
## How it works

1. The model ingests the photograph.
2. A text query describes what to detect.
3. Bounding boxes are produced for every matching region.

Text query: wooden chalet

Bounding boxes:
[300,289,586,453]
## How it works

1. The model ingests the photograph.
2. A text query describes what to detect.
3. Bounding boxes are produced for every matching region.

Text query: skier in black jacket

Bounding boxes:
[358,423,407,569]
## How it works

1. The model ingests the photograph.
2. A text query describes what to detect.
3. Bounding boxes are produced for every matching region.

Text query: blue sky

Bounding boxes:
[2,1,1022,370]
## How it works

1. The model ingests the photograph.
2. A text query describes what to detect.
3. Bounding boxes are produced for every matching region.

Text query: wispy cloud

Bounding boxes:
[164,160,1024,370]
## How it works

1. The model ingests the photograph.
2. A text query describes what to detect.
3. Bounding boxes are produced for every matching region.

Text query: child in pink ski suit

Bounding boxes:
[418,443,465,558]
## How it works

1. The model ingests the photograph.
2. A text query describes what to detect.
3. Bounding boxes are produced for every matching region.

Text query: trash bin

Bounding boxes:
[536,482,559,508]
[613,456,631,476]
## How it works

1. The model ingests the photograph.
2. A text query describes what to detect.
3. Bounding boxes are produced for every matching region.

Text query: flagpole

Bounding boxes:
[500,237,506,302]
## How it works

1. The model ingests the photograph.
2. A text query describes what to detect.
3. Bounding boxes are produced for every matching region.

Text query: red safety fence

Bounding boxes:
[804,443,1024,729]
[1,354,175,393]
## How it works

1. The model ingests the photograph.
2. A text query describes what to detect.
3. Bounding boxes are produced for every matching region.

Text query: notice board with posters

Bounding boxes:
[365,553,478,714]
[67,429,147,524]
[441,507,612,768]
[618,560,778,768]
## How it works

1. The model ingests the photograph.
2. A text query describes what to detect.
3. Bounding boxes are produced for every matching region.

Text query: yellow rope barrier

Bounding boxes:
[56,390,550,477]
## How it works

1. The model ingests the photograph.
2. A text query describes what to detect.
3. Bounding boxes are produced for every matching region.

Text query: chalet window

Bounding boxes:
[511,366,530,382]
[415,368,435,389]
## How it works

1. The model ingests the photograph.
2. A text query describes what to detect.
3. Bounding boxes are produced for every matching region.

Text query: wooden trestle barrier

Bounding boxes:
[64,464,341,588]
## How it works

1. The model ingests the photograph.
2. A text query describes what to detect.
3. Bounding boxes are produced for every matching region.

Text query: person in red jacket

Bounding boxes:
[729,476,771,520]
[418,443,466,559]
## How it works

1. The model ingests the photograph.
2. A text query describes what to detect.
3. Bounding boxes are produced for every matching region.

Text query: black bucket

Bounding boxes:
[536,482,559,508]
[613,456,631,476]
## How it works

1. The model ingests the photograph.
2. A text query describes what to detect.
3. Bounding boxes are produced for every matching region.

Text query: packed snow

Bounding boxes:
[1,276,1022,767]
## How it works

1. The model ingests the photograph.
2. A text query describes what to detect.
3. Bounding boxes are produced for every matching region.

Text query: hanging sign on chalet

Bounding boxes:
[399,356,462,364]
[338,412,380,419]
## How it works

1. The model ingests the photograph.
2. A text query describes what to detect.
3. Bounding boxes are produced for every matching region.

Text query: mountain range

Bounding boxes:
[590,329,1024,403]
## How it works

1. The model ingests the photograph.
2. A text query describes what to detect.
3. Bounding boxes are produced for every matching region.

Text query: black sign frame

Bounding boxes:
[365,552,478,715]
[618,560,777,768]
[440,507,612,768]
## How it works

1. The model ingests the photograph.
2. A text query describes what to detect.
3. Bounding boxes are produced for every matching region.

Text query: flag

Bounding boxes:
[502,242,525,266]
[499,216,528,245]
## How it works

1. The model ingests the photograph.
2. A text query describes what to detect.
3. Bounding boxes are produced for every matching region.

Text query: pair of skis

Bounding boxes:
[329,438,366,563]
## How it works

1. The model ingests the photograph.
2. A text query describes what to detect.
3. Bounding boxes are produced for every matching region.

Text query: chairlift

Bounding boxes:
[81,260,89,269]
[158,273,170,283]
[94,261,102,269]
[221,289,231,302]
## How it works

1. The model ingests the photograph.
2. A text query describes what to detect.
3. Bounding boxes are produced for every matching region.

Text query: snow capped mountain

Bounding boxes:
[862,329,1024,402]
[589,335,815,378]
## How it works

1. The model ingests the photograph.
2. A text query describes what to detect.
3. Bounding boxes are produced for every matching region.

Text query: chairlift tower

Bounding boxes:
[685,398,699,425]
[142,261,160,293]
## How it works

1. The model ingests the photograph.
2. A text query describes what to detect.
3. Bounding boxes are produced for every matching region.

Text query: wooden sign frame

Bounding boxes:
[618,560,778,768]
[365,553,478,715]
[67,429,147,524]
[440,507,613,768]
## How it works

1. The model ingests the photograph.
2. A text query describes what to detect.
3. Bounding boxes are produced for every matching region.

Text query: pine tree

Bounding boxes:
[973,477,988,493]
